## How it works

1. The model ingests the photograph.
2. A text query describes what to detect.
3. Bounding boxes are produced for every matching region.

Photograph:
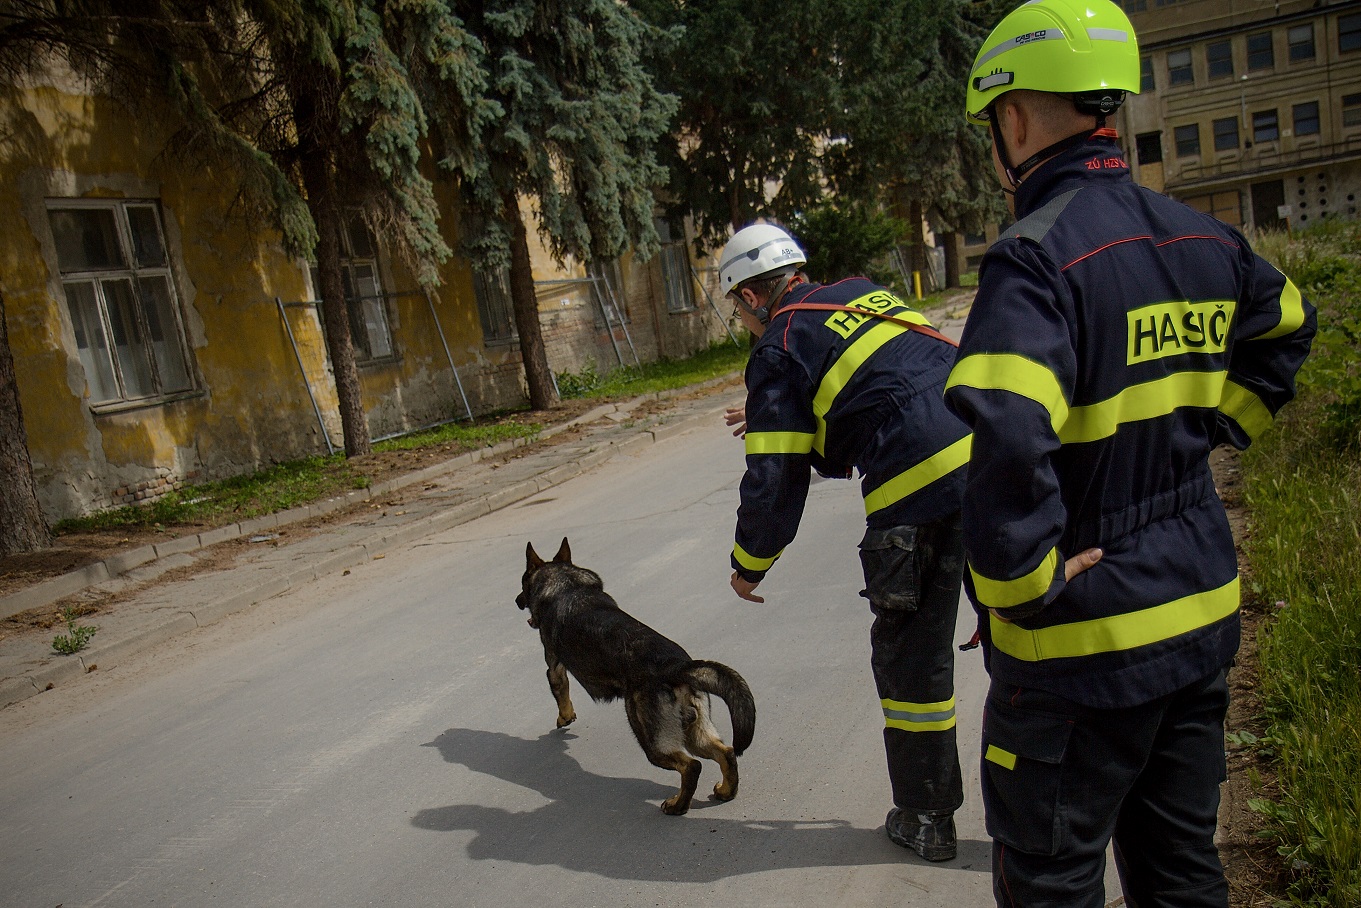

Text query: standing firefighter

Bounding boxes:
[944,0,1316,904]
[721,223,971,861]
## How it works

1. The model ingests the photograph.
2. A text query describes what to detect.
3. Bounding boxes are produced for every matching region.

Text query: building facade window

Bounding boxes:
[1185,190,1242,227]
[1343,93,1361,129]
[1136,131,1163,164]
[1206,40,1234,79]
[1293,101,1321,136]
[1213,117,1239,151]
[473,267,517,344]
[47,200,194,406]
[587,259,629,327]
[1253,109,1280,143]
[1247,32,1275,71]
[659,244,696,313]
[1140,55,1155,91]
[1174,123,1201,157]
[308,213,393,362]
[1340,12,1361,53]
[1288,24,1315,62]
[1167,49,1194,86]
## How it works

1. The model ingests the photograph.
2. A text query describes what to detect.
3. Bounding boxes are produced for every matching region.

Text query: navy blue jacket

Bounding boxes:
[732,278,969,582]
[944,132,1316,708]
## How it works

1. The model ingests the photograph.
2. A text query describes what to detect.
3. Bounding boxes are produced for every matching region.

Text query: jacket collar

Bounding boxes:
[1014,129,1131,219]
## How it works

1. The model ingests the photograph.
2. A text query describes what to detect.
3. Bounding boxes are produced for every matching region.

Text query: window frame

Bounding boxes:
[659,243,697,314]
[1173,123,1201,158]
[1135,131,1164,165]
[1246,31,1275,71]
[1166,48,1194,86]
[1340,12,1361,54]
[1206,40,1234,79]
[1288,23,1315,62]
[1252,109,1280,143]
[1343,93,1361,130]
[1212,117,1240,152]
[307,213,395,364]
[1293,100,1321,137]
[472,266,517,345]
[1140,55,1155,92]
[47,199,196,408]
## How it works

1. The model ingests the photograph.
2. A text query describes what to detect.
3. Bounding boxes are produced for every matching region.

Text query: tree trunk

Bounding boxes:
[295,92,370,458]
[941,231,961,289]
[504,190,558,411]
[0,291,53,556]
[908,197,927,279]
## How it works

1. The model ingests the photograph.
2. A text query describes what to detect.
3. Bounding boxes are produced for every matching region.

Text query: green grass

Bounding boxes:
[1239,220,1361,905]
[555,339,748,399]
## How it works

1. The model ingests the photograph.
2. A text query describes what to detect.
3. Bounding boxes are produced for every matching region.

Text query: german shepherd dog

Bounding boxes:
[517,538,756,815]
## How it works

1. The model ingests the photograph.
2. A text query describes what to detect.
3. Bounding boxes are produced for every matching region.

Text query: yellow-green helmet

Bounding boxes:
[966,0,1141,125]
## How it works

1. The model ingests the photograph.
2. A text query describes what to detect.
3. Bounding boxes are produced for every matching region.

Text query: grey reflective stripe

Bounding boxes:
[883,706,956,725]
[1009,187,1083,244]
[1087,27,1130,43]
[719,238,799,275]
[973,28,1067,71]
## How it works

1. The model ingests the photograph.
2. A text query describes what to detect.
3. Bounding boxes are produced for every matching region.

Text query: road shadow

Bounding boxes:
[413,727,989,882]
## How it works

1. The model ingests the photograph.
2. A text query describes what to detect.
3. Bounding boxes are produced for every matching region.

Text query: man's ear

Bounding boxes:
[998,99,1027,155]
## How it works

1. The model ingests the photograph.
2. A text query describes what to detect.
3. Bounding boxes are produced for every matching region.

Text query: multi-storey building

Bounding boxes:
[1117,0,1361,231]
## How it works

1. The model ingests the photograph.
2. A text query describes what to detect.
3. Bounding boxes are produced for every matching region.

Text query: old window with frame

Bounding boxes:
[473,267,517,344]
[47,200,194,406]
[1293,101,1321,136]
[1213,117,1240,152]
[1253,109,1280,143]
[308,213,393,362]
[1206,40,1234,79]
[1288,24,1315,63]
[1343,93,1361,130]
[654,219,696,314]
[1135,131,1163,164]
[588,258,630,327]
[1247,32,1275,71]
[1340,12,1361,54]
[1167,49,1193,86]
[1174,123,1201,158]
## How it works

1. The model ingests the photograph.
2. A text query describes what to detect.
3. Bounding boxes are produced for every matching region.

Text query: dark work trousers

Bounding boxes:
[859,511,965,813]
[984,667,1231,908]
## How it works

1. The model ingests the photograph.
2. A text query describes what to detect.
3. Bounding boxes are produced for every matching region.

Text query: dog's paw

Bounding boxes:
[555,711,576,728]
[712,781,737,802]
[660,795,690,816]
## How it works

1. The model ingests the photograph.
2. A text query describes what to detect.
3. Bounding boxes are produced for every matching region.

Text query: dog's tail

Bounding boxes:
[685,661,756,755]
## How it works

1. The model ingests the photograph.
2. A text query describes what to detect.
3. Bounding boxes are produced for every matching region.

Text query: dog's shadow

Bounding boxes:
[414,727,988,882]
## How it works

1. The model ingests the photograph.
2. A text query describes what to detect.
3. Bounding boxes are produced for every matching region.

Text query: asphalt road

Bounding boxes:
[0,408,1120,907]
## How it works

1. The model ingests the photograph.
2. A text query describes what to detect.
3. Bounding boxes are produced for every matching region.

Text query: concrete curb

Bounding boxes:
[2,379,740,709]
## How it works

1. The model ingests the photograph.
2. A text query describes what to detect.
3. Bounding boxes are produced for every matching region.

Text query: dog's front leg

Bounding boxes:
[546,660,576,728]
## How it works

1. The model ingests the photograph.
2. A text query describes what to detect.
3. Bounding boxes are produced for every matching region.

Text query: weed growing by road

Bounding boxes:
[1241,220,1361,904]
[51,606,97,655]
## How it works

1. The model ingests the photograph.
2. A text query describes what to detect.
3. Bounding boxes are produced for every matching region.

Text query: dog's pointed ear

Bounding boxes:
[526,541,545,570]
[553,537,572,564]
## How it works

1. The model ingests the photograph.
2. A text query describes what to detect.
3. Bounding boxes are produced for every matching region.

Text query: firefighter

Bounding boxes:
[944,0,1316,904]
[720,223,971,861]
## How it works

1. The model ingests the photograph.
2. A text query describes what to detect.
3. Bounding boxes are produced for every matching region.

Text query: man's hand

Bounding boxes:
[1065,547,1103,581]
[724,407,747,438]
[731,572,765,602]
[991,548,1103,624]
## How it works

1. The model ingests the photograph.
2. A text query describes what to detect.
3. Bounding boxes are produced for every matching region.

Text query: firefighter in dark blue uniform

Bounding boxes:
[719,223,971,861]
[945,1,1316,904]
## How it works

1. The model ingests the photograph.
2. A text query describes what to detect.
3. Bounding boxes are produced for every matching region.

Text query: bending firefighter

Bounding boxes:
[945,0,1316,905]
[721,223,972,862]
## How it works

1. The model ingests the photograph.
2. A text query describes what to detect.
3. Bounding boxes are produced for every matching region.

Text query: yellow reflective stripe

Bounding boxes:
[1219,379,1273,441]
[811,319,907,453]
[1258,275,1306,340]
[989,576,1239,662]
[1059,370,1227,444]
[882,696,957,732]
[745,431,815,455]
[733,542,780,572]
[974,547,1056,609]
[946,353,1069,434]
[969,548,1059,610]
[864,435,973,516]
[985,744,1017,770]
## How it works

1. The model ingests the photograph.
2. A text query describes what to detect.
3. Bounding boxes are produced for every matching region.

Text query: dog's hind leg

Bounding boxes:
[546,658,576,728]
[685,695,739,802]
[627,693,701,815]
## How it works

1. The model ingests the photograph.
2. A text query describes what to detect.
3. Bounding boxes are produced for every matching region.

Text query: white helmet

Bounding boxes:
[718,224,806,295]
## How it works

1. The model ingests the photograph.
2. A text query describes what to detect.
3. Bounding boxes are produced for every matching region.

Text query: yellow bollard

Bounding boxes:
[912,271,922,301]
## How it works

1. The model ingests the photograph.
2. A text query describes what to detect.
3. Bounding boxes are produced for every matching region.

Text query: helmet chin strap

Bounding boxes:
[990,103,1107,193]
[752,269,799,324]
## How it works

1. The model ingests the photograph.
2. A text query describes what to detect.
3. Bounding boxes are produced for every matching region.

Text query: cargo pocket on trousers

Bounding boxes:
[981,696,1074,856]
[858,526,921,611]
